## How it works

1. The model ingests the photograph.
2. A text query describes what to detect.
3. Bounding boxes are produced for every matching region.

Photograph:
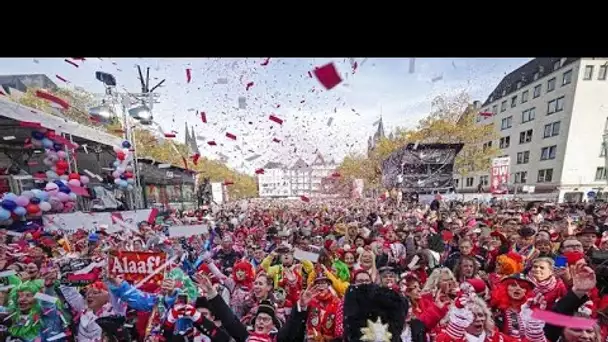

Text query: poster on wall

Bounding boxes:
[211,182,224,204]
[490,157,510,194]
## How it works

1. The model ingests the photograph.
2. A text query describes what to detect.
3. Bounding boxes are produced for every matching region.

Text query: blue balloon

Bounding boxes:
[13,206,26,216]
[119,180,128,189]
[0,209,10,221]
[31,189,42,197]
[53,180,64,186]
[3,193,17,202]
[35,191,49,201]
[53,143,63,152]
[31,131,45,140]
[29,197,41,205]
[59,186,71,194]
[42,138,54,149]
[1,200,16,211]
[122,140,132,149]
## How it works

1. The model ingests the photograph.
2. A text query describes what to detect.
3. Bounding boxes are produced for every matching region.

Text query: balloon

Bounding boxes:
[68,173,80,180]
[56,160,68,170]
[13,206,26,216]
[15,196,29,207]
[56,192,70,202]
[1,200,16,211]
[124,172,133,179]
[57,151,67,159]
[80,176,90,185]
[35,190,49,201]
[52,201,64,211]
[21,191,34,199]
[26,204,39,214]
[42,138,54,149]
[45,183,59,195]
[116,151,126,161]
[68,179,80,187]
[116,167,125,174]
[112,171,120,179]
[127,178,135,185]
[119,180,128,189]
[127,185,134,191]
[114,178,122,185]
[125,165,134,172]
[43,158,53,167]
[122,140,132,149]
[53,143,63,152]
[46,130,56,139]
[59,175,69,181]
[0,208,11,221]
[30,197,41,205]
[68,192,77,201]
[59,186,71,194]
[112,161,120,168]
[31,131,45,140]
[32,211,42,217]
[39,201,51,212]
[3,193,17,202]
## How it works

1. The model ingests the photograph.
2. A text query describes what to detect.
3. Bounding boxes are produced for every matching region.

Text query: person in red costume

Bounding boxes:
[489,273,535,339]
[204,258,256,319]
[528,257,567,310]
[305,273,341,341]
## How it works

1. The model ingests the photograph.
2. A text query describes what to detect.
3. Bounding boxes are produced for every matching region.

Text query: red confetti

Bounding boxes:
[64,59,79,68]
[200,111,207,123]
[0,90,5,96]
[55,75,69,83]
[331,172,341,178]
[246,82,254,91]
[260,58,270,66]
[191,153,200,165]
[268,115,283,125]
[272,138,281,143]
[186,68,192,83]
[313,63,342,90]
[164,133,176,138]
[207,141,217,146]
[35,90,69,110]
[300,195,310,202]
[479,112,493,118]
[276,104,281,108]
[255,168,265,175]
[224,180,234,186]
[225,132,237,140]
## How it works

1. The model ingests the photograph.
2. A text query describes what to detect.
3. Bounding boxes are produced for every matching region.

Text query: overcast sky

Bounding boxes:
[0,57,531,173]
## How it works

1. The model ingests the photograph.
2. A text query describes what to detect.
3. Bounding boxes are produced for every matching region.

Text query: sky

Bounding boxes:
[0,57,531,174]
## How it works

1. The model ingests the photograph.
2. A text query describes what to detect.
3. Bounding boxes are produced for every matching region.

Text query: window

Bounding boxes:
[553,60,561,71]
[584,65,594,80]
[543,121,560,138]
[562,69,572,85]
[466,177,474,187]
[596,167,607,181]
[533,84,541,98]
[521,107,536,123]
[533,72,540,81]
[453,179,459,188]
[511,96,517,108]
[602,142,607,157]
[501,100,507,112]
[519,129,533,144]
[599,65,608,80]
[540,145,557,160]
[492,105,498,114]
[516,81,522,89]
[501,116,513,130]
[538,169,553,183]
[547,77,556,92]
[479,175,489,186]
[515,171,528,184]
[547,96,565,115]
[521,90,529,103]
[517,151,530,164]
[499,136,511,149]
[483,141,493,151]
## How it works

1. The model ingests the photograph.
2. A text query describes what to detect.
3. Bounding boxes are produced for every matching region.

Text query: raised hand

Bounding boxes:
[571,262,596,296]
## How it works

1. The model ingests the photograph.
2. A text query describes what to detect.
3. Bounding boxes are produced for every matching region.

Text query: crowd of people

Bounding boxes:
[0,196,605,341]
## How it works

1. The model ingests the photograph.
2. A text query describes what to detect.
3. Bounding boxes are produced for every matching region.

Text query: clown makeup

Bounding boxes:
[235,270,246,281]
[506,281,528,300]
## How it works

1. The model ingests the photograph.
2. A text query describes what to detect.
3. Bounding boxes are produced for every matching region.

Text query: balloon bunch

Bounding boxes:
[112,140,136,191]
[0,190,53,225]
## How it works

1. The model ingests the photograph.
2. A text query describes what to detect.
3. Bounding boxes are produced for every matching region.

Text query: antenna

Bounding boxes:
[136,65,146,93]
[149,79,166,93]
[145,67,150,93]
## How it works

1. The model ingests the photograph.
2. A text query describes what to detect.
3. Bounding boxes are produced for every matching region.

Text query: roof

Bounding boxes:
[262,161,285,169]
[482,58,579,107]
[0,74,59,94]
[291,158,309,169]
[311,152,325,166]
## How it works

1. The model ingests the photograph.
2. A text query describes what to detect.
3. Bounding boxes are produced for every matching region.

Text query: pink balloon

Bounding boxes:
[112,171,120,178]
[80,176,90,185]
[45,183,59,195]
[56,192,70,203]
[15,196,29,207]
[57,151,67,159]
[67,179,81,187]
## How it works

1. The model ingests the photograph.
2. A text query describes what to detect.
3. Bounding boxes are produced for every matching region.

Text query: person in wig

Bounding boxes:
[488,251,524,289]
[204,257,256,319]
[489,273,536,339]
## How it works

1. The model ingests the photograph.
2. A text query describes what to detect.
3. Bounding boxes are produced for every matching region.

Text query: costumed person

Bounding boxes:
[489,273,535,339]
[355,249,379,283]
[488,251,524,289]
[261,247,312,306]
[204,258,255,319]
[343,283,429,342]
[6,280,66,342]
[317,261,350,298]
[305,273,341,341]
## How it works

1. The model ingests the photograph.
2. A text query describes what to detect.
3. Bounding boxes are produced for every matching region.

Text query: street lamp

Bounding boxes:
[88,102,113,122]
[128,105,152,124]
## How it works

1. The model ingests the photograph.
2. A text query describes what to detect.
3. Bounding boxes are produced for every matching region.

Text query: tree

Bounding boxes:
[336,92,498,189]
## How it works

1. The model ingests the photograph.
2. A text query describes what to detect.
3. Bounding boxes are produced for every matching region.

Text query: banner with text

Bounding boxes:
[108,251,167,285]
[490,157,510,194]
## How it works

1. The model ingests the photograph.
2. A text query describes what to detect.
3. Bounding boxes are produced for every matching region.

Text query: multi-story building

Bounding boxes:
[454,57,608,202]
[257,153,338,198]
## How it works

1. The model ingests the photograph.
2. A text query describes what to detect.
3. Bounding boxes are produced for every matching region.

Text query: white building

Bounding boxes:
[454,57,608,202]
[257,153,338,198]
[257,162,291,197]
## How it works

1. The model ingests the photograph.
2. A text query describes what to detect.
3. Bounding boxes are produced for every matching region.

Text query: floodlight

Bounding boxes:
[88,104,112,121]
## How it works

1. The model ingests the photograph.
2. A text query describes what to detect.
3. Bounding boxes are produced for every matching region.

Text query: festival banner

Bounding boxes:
[490,157,510,194]
[108,251,167,284]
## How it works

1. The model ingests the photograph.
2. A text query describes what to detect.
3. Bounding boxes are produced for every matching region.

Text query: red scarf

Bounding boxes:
[247,332,273,342]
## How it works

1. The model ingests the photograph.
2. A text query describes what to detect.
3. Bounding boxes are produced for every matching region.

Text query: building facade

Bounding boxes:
[257,154,338,198]
[454,58,608,202]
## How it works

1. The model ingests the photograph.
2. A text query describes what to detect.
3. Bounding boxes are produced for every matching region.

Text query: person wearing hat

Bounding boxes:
[261,246,312,306]
[489,273,535,339]
[528,257,567,310]
[577,224,600,257]
[516,226,537,268]
[378,266,399,290]
[305,272,341,341]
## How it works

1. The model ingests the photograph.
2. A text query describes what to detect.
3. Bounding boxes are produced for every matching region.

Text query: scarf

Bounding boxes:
[464,331,487,342]
[531,276,557,295]
[503,307,522,338]
[247,331,273,342]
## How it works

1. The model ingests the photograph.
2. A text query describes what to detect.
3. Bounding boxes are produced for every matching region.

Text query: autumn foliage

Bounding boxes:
[337,92,498,189]
[12,88,258,199]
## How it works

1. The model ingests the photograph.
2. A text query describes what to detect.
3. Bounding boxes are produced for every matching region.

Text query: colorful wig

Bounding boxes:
[8,280,43,341]
[333,259,350,282]
[496,252,524,276]
[232,260,255,286]
[490,278,534,311]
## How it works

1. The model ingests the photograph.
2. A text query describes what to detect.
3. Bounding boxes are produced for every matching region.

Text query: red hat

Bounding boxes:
[466,278,487,294]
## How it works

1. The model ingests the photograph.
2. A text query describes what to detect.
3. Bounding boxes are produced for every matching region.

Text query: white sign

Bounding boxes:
[211,182,224,204]
[43,209,152,233]
[168,224,209,238]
